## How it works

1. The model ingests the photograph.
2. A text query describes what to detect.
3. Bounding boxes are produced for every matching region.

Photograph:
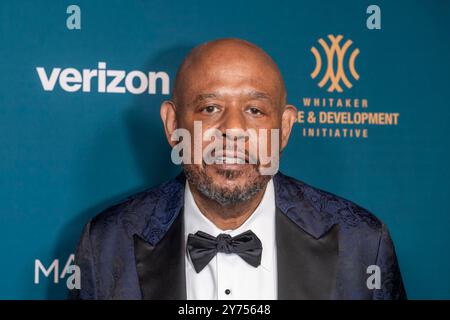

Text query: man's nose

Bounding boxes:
[218,107,247,135]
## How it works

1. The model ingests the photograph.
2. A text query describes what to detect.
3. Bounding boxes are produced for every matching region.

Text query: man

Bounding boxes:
[70,38,406,300]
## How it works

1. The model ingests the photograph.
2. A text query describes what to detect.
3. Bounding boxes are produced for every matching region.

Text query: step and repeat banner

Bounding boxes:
[0,0,449,299]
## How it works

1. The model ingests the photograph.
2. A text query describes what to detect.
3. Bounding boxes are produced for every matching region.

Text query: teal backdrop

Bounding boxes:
[0,0,449,299]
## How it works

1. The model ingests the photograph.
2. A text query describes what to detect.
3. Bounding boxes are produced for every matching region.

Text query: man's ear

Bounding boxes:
[280,104,297,151]
[160,100,178,147]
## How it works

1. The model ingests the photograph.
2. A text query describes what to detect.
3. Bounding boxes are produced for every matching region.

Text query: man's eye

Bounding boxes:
[247,107,263,115]
[202,105,220,113]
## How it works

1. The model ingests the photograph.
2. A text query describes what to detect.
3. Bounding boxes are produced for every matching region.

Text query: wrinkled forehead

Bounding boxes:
[173,41,286,106]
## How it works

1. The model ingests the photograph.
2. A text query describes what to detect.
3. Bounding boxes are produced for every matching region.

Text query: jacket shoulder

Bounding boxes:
[87,175,185,241]
[276,173,384,234]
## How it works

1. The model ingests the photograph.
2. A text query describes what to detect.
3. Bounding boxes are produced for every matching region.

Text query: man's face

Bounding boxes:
[161,41,296,206]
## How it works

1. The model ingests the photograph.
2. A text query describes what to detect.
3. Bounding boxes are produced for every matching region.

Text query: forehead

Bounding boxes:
[194,89,274,105]
[176,54,283,104]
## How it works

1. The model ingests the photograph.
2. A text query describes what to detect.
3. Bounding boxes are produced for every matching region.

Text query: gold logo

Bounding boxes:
[311,35,360,92]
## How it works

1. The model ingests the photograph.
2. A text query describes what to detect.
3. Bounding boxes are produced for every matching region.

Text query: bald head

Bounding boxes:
[172,38,287,108]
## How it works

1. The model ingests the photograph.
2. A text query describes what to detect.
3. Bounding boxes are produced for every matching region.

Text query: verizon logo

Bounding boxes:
[36,62,170,95]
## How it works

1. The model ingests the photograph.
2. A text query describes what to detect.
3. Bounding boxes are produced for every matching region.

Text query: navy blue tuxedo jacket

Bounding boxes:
[69,172,406,300]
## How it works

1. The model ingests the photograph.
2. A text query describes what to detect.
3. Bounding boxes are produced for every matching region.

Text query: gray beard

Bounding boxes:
[183,165,270,206]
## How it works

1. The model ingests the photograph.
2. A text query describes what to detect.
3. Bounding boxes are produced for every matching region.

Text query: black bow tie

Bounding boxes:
[186,230,263,273]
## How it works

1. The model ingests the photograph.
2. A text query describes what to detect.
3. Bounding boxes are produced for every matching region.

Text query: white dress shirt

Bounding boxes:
[184,179,277,300]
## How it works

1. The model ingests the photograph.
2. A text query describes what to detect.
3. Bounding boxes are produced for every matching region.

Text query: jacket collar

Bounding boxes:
[141,171,337,246]
[273,172,337,239]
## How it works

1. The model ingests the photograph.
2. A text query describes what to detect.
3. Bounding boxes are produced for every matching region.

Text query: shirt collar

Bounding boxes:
[183,179,276,272]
